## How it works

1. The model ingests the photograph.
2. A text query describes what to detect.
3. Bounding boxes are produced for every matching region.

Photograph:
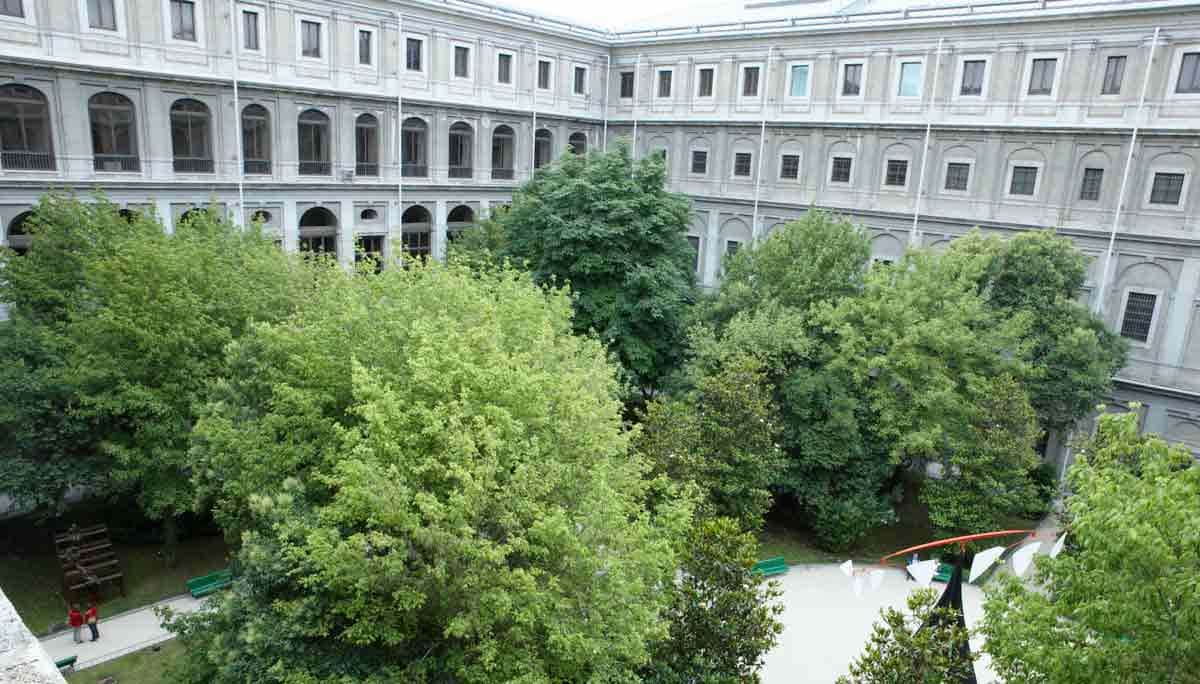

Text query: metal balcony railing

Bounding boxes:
[448,165,473,179]
[2,151,56,171]
[491,167,515,180]
[173,157,214,173]
[299,161,332,175]
[402,163,428,177]
[244,159,271,175]
[93,154,140,172]
[356,162,379,177]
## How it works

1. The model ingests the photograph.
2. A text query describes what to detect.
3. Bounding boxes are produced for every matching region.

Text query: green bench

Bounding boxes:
[55,655,77,674]
[186,567,233,598]
[752,556,789,577]
[933,562,954,583]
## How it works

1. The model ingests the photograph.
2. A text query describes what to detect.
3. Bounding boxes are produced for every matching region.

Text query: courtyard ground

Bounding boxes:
[64,638,185,684]
[42,593,203,672]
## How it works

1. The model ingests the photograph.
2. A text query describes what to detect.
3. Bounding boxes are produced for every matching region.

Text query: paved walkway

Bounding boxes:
[39,594,205,671]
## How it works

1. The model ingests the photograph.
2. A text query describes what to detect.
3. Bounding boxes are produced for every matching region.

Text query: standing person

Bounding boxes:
[84,602,100,642]
[67,604,84,644]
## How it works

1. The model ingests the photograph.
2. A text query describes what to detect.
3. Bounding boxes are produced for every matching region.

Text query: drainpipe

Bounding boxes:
[910,37,943,247]
[531,40,539,173]
[602,53,611,151]
[1095,26,1160,315]
[396,10,404,267]
[631,53,642,168]
[228,0,244,225]
[751,46,774,243]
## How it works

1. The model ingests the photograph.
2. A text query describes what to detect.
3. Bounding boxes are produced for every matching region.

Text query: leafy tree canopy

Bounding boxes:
[838,588,976,684]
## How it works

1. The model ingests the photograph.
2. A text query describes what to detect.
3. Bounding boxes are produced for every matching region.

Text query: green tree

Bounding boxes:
[838,588,976,684]
[173,261,691,684]
[981,410,1200,684]
[496,141,696,398]
[644,518,784,684]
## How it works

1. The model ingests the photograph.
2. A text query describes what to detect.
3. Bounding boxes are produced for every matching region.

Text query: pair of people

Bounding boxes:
[66,603,100,644]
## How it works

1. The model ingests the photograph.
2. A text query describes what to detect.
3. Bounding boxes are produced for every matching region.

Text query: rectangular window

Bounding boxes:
[897,61,922,97]
[620,71,635,98]
[574,66,587,95]
[691,150,708,174]
[300,20,320,58]
[780,154,800,180]
[1028,58,1057,95]
[945,162,970,191]
[687,235,701,273]
[1079,168,1104,201]
[242,10,259,50]
[497,53,512,84]
[960,60,986,95]
[742,66,760,97]
[88,0,117,30]
[885,159,909,186]
[698,68,714,97]
[734,152,752,177]
[1177,53,1200,94]
[358,30,372,66]
[1101,56,1126,95]
[535,60,552,89]
[726,240,741,257]
[1010,166,1039,196]
[455,46,471,78]
[171,0,196,41]
[657,69,672,98]
[1120,291,1157,342]
[831,156,852,183]
[0,0,23,18]
[1149,172,1185,205]
[406,38,423,71]
[789,64,809,97]
[842,63,862,96]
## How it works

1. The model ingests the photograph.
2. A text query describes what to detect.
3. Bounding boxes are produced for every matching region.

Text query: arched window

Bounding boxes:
[299,206,337,255]
[447,204,475,242]
[401,117,427,177]
[170,99,213,173]
[355,113,379,177]
[0,84,55,170]
[5,211,34,255]
[491,124,515,180]
[242,104,271,175]
[89,92,138,172]
[297,109,331,176]
[448,122,473,179]
[402,205,432,261]
[568,132,587,155]
[534,128,553,169]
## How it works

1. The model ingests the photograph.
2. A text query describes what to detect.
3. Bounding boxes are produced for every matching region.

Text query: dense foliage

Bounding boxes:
[981,410,1200,683]
[838,589,976,684]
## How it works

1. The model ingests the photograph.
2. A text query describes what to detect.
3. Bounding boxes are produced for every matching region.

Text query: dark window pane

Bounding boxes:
[497,53,512,84]
[657,70,672,98]
[1149,172,1185,205]
[691,149,707,174]
[1101,56,1126,95]
[0,0,24,18]
[406,38,422,71]
[961,60,985,95]
[779,154,799,179]
[89,92,139,171]
[620,72,635,98]
[842,63,862,96]
[538,60,551,89]
[1120,291,1157,342]
[455,46,470,78]
[1028,58,1057,95]
[733,152,752,177]
[1177,53,1200,94]
[698,68,714,97]
[88,0,117,30]
[1079,168,1104,201]
[243,11,259,50]
[742,66,759,97]
[171,0,196,41]
[945,162,970,190]
[885,159,908,186]
[687,235,700,273]
[574,66,586,94]
[301,20,321,58]
[831,156,852,183]
[1010,166,1038,195]
[358,30,372,65]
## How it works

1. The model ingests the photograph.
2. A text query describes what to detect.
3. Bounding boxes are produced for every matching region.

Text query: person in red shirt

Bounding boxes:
[84,603,100,642]
[67,604,84,644]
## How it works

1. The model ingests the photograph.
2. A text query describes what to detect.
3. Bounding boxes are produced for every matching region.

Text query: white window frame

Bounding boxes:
[694,63,717,100]
[1116,286,1164,349]
[777,151,803,182]
[451,41,474,81]
[940,158,974,195]
[1004,160,1045,200]
[494,49,516,87]
[237,3,264,54]
[893,57,925,100]
[731,149,754,180]
[827,152,857,186]
[952,55,990,100]
[1077,166,1107,203]
[784,60,813,100]
[163,0,204,47]
[880,156,913,191]
[294,13,327,63]
[1022,52,1063,99]
[79,0,126,37]
[688,146,709,177]
[655,67,674,100]
[354,24,378,70]
[0,0,37,26]
[404,34,427,74]
[572,63,589,96]
[1142,167,1191,210]
[837,59,867,100]
[1166,45,1200,100]
[738,62,764,101]
[1096,53,1127,99]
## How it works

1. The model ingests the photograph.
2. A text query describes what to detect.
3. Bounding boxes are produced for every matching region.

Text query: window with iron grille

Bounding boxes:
[171,0,196,41]
[1120,291,1157,343]
[88,0,116,30]
[657,70,672,98]
[960,60,985,95]
[297,110,331,175]
[742,66,759,97]
[725,240,740,257]
[945,162,970,191]
[406,38,422,71]
[355,114,379,176]
[538,60,552,89]
[1028,58,1057,95]
[169,98,211,172]
[830,156,852,183]
[574,66,587,95]
[242,10,259,50]
[455,46,471,78]
[779,154,800,180]
[0,0,23,18]
[697,68,714,97]
[300,20,321,58]
[241,104,270,174]
[842,63,862,96]
[1177,53,1200,94]
[1079,168,1104,201]
[358,30,372,66]
[691,150,707,175]
[885,159,908,187]
[1010,166,1038,195]
[733,152,752,177]
[1101,56,1126,95]
[89,92,139,172]
[497,53,512,84]
[620,72,634,98]
[1149,172,1185,205]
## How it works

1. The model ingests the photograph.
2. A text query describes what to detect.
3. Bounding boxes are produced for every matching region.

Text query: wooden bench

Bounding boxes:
[186,568,233,598]
[752,556,789,577]
[55,655,77,674]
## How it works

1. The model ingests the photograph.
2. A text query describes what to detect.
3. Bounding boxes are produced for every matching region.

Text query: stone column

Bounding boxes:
[155,199,173,234]
[338,200,356,267]
[434,199,448,261]
[282,199,299,252]
[702,209,721,288]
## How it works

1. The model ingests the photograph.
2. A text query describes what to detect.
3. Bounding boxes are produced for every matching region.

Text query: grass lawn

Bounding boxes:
[0,535,229,636]
[66,638,185,684]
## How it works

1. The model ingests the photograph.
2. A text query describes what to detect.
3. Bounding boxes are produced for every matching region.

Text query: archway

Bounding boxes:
[447,204,475,242]
[299,206,338,255]
[6,210,34,255]
[401,205,432,260]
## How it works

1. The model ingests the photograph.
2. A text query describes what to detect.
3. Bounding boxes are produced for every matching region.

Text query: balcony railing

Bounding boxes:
[402,163,428,177]
[299,160,332,175]
[491,167,515,180]
[92,154,139,171]
[2,151,56,171]
[244,159,271,175]
[356,162,379,177]
[173,157,214,173]
[448,165,473,179]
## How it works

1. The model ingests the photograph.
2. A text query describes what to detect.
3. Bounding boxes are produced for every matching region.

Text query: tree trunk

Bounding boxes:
[163,515,179,568]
